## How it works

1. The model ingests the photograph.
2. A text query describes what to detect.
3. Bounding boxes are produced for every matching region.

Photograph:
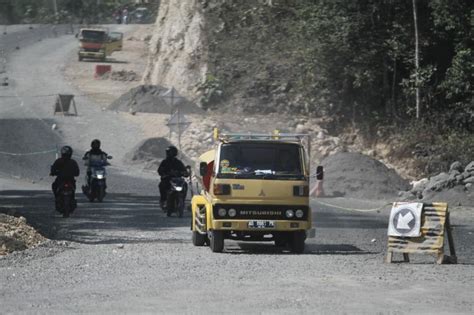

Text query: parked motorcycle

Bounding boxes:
[82,156,112,202]
[55,180,76,218]
[165,166,191,218]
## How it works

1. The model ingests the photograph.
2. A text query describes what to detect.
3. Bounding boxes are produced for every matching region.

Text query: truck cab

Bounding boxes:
[192,129,314,253]
[77,28,123,62]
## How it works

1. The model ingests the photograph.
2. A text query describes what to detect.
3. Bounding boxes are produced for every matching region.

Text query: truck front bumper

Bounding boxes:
[212,220,312,232]
[79,51,105,59]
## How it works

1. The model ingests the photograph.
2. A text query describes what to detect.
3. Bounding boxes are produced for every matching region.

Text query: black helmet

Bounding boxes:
[60,146,73,159]
[91,139,101,150]
[166,145,178,158]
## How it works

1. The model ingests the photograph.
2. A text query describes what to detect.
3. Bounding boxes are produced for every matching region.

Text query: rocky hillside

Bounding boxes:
[143,0,208,101]
[144,0,305,113]
[143,1,473,180]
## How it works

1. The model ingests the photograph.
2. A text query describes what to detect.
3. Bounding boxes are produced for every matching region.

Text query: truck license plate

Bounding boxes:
[248,220,275,228]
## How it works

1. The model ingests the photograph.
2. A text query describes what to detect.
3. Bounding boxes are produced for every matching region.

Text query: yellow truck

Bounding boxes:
[77,28,123,62]
[191,129,315,253]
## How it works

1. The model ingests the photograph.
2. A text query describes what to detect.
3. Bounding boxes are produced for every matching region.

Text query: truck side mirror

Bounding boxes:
[316,165,324,180]
[199,162,208,176]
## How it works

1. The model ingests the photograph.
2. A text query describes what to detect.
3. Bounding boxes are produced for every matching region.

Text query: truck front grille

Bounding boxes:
[213,204,309,220]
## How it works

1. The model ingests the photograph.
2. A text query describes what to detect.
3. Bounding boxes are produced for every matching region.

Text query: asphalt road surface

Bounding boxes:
[1,26,473,314]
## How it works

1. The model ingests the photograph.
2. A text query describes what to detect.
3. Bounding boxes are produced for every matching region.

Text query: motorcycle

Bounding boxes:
[54,179,76,218]
[82,156,112,202]
[164,166,191,218]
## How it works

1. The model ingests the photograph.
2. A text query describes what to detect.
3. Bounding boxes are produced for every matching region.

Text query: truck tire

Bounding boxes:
[209,230,224,253]
[289,231,305,254]
[274,232,288,247]
[192,231,207,246]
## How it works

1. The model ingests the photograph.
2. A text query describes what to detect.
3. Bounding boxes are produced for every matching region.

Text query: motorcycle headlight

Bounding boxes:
[285,209,294,218]
[295,209,304,218]
[228,208,237,217]
[218,208,227,217]
[175,187,183,192]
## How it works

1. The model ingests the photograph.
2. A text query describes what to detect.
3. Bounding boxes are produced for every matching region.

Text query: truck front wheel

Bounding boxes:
[289,231,306,254]
[209,230,224,253]
[274,232,289,247]
[192,231,207,246]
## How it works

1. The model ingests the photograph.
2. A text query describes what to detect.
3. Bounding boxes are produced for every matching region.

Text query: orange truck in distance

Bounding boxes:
[77,28,123,62]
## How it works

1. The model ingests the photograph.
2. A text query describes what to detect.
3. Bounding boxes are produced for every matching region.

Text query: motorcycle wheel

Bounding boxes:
[55,195,63,213]
[63,195,71,218]
[166,194,174,217]
[97,186,105,202]
[88,190,95,202]
[177,197,184,218]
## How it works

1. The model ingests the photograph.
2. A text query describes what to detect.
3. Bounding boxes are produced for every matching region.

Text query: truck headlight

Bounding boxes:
[295,209,304,218]
[228,208,237,217]
[218,208,227,217]
[285,209,294,218]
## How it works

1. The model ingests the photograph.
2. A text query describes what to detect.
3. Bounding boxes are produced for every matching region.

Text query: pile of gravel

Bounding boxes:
[98,70,139,82]
[401,161,474,206]
[321,152,410,200]
[0,213,46,255]
[108,85,202,114]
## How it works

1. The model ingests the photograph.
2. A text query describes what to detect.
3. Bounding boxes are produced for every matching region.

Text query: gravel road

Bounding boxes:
[1,26,473,314]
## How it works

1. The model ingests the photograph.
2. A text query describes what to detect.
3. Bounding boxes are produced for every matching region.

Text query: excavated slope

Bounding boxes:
[143,0,208,101]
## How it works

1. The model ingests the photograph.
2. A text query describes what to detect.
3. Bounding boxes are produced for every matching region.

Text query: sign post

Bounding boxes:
[386,202,456,264]
[162,87,191,151]
[53,94,77,116]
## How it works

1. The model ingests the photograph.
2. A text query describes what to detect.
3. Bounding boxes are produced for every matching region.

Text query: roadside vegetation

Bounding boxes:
[204,0,473,176]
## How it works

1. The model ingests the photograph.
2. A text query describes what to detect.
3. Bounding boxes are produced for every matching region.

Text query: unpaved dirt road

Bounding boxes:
[1,26,473,314]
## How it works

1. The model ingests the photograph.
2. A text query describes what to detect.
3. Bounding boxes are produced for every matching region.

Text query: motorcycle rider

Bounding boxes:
[158,146,187,209]
[114,9,122,24]
[82,139,108,189]
[50,146,80,210]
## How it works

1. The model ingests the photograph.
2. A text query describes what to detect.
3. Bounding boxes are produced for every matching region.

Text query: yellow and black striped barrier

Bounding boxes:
[386,202,457,264]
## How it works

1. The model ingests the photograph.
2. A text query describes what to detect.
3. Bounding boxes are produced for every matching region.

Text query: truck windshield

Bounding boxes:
[217,142,304,180]
[80,30,106,42]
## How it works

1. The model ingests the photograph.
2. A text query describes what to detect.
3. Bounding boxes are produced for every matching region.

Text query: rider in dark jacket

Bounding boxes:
[51,146,80,208]
[158,146,186,208]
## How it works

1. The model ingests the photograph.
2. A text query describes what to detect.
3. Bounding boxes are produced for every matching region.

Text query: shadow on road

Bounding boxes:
[0,189,191,244]
[223,242,375,256]
[314,209,389,229]
[80,59,128,64]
